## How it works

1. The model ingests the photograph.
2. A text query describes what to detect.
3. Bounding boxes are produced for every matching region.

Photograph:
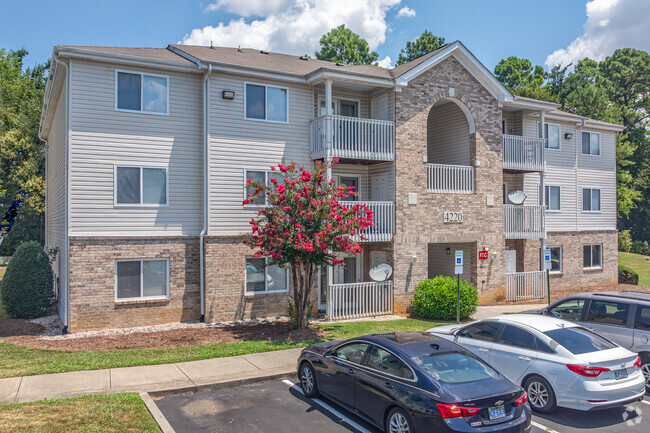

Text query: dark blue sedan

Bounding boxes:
[297,332,532,433]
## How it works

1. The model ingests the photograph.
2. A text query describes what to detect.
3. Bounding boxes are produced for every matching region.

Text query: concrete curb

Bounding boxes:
[140,392,175,433]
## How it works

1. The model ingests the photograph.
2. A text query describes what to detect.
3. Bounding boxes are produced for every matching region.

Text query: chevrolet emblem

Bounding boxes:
[495,400,504,406]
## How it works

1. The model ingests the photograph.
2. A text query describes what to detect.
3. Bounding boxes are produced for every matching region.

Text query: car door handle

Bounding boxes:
[518,356,532,361]
[384,382,394,390]
[478,348,489,353]
[347,368,356,375]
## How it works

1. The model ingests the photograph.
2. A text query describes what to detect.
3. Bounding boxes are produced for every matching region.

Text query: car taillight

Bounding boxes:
[515,391,528,407]
[437,402,481,418]
[634,357,641,368]
[566,364,610,377]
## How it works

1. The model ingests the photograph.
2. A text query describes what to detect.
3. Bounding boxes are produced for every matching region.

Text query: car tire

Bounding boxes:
[640,353,650,393]
[299,362,319,398]
[386,407,415,433]
[524,375,557,414]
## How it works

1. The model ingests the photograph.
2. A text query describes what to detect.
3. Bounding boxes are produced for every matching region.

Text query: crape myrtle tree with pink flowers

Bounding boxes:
[243,160,374,329]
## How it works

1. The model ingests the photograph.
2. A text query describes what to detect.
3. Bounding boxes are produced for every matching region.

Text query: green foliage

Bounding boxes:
[396,30,445,65]
[288,298,314,329]
[618,230,632,252]
[493,56,557,102]
[631,240,650,256]
[1,241,54,318]
[618,264,639,285]
[315,25,378,65]
[411,276,478,320]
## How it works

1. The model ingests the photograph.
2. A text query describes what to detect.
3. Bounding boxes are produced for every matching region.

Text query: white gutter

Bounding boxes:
[199,64,212,320]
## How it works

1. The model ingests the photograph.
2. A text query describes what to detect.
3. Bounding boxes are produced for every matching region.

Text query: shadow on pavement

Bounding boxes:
[535,405,643,429]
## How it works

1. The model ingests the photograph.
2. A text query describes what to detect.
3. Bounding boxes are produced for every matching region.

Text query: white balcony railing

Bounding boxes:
[310,114,395,162]
[341,201,394,242]
[506,271,547,301]
[503,205,545,239]
[503,134,545,171]
[427,163,474,194]
[327,280,393,321]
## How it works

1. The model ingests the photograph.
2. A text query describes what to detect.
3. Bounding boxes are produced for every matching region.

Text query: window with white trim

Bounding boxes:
[116,259,168,300]
[582,188,601,212]
[244,169,284,206]
[116,71,168,114]
[544,123,560,150]
[115,166,167,205]
[581,131,600,156]
[245,257,289,294]
[545,185,561,211]
[245,83,288,122]
[583,244,602,269]
[548,246,562,273]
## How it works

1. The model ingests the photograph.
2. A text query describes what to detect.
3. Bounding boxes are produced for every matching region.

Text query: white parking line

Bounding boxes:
[641,399,650,406]
[531,420,562,433]
[282,380,374,433]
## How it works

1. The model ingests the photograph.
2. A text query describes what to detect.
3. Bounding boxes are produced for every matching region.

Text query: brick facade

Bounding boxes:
[68,237,200,332]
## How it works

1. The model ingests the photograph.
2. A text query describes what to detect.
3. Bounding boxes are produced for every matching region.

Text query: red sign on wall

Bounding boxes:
[478,251,489,260]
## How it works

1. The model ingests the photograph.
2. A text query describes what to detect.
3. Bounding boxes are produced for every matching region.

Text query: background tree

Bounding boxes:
[315,25,378,65]
[244,160,373,328]
[396,30,446,65]
[0,49,48,255]
[493,56,554,101]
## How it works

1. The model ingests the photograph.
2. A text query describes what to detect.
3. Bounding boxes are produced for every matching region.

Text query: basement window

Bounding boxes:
[116,259,168,300]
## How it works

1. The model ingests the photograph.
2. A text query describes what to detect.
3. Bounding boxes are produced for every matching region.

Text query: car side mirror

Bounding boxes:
[324,350,333,357]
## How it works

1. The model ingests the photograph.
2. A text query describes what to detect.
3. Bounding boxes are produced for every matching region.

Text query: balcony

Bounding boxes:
[504,205,545,239]
[506,271,546,301]
[427,163,474,194]
[502,134,545,172]
[327,280,393,320]
[341,201,394,242]
[310,115,395,162]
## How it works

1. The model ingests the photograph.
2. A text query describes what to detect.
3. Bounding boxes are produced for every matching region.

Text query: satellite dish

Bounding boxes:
[507,190,527,205]
[369,263,393,282]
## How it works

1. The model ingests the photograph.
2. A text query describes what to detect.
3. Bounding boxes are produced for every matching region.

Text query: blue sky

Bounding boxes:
[2,0,648,72]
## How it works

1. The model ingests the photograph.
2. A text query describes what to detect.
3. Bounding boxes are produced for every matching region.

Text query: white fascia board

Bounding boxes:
[504,99,560,111]
[306,71,394,88]
[56,48,201,73]
[544,112,624,132]
[204,63,307,83]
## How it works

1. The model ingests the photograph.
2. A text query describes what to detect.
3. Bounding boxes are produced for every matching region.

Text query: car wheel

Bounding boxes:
[386,407,414,433]
[299,362,319,398]
[524,375,557,414]
[640,354,650,393]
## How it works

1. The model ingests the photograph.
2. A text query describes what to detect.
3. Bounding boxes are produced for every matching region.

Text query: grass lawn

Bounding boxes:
[0,393,159,433]
[619,252,650,286]
[0,318,441,379]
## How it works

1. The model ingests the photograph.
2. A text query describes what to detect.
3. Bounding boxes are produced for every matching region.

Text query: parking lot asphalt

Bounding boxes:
[154,380,649,433]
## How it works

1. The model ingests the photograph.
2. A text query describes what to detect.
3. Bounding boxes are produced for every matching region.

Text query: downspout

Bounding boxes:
[199,64,212,321]
[539,111,546,270]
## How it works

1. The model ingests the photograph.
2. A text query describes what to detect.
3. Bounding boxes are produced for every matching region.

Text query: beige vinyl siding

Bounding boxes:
[208,73,313,235]
[427,101,471,165]
[369,88,395,122]
[578,130,617,229]
[45,78,69,326]
[67,60,204,236]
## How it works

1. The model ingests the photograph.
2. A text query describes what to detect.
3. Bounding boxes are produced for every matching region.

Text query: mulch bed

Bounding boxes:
[1,321,325,351]
[0,318,45,338]
[481,283,650,306]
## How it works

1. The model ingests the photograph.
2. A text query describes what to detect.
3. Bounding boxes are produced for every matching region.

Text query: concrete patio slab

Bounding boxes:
[176,356,260,386]
[0,377,21,405]
[110,364,195,393]
[16,370,110,403]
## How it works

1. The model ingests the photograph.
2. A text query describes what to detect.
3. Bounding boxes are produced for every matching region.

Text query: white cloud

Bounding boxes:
[396,6,416,18]
[377,56,393,68]
[545,0,650,68]
[184,0,402,57]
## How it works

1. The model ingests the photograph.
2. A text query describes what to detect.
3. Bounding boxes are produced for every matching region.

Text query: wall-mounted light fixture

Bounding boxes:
[564,132,573,140]
[411,254,417,265]
[445,247,451,255]
[222,90,235,100]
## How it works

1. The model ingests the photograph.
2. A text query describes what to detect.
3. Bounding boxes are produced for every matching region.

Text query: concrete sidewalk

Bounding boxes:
[472,303,546,320]
[0,348,302,405]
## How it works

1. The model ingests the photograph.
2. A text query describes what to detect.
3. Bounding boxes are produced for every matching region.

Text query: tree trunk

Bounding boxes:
[291,262,317,329]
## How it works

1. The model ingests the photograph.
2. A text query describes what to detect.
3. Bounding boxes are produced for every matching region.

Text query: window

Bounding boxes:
[244,169,283,206]
[548,246,562,273]
[497,325,537,350]
[245,83,288,122]
[457,321,500,342]
[116,71,168,114]
[544,327,616,355]
[413,352,498,384]
[583,244,602,269]
[544,123,560,150]
[581,131,601,156]
[585,300,630,327]
[115,166,167,206]
[545,185,561,211]
[116,259,168,300]
[337,176,359,202]
[245,257,289,294]
[582,188,601,212]
[364,346,414,379]
[334,342,369,364]
[548,298,585,321]
[635,306,650,331]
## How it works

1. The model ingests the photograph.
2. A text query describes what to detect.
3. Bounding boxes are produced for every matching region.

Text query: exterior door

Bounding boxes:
[371,173,389,201]
[505,250,517,274]
[371,94,388,120]
[339,176,359,201]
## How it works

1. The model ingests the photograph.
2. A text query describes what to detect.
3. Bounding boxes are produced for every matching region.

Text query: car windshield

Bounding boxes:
[413,351,499,384]
[544,327,617,355]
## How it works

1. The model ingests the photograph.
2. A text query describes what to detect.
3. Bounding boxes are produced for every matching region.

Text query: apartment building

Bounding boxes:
[40,41,623,332]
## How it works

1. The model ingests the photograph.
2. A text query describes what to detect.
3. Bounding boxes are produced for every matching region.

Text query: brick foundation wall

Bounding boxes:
[68,237,201,332]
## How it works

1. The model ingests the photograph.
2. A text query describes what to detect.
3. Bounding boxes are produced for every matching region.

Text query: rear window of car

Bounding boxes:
[413,351,499,384]
[544,327,617,355]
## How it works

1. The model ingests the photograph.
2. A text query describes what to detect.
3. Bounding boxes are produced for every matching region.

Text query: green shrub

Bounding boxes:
[618,230,632,252]
[411,276,479,320]
[618,265,639,285]
[0,241,54,319]
[631,240,650,256]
